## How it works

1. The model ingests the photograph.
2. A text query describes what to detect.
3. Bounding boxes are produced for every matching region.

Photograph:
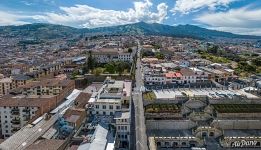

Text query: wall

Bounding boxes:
[146,120,197,130]
[212,120,261,129]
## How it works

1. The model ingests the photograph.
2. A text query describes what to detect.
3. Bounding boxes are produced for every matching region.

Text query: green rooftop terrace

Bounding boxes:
[212,104,261,113]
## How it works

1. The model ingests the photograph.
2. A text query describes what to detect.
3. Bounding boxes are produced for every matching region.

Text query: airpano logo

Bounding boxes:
[231,140,258,147]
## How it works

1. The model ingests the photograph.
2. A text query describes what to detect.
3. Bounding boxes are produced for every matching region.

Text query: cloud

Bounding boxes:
[171,0,237,14]
[195,7,261,35]
[0,11,30,26]
[34,0,168,28]
[21,1,33,6]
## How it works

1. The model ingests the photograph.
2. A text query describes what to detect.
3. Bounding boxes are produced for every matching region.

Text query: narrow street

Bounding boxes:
[132,40,148,150]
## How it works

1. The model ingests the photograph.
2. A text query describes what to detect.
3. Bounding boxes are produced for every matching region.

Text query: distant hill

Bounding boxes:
[0,23,80,39]
[0,22,260,40]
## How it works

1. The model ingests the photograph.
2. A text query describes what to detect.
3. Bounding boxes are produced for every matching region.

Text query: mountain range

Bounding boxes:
[0,22,260,40]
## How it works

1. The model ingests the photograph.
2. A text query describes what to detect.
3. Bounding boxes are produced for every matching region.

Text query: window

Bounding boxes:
[110,112,113,116]
[5,130,8,133]
[103,111,106,115]
[102,105,106,109]
[5,125,8,128]
[118,126,120,130]
[95,105,99,109]
[109,105,113,109]
[116,106,121,109]
[125,135,127,139]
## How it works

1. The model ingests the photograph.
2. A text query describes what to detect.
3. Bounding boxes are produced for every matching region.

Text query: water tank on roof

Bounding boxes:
[58,118,68,127]
[60,125,73,135]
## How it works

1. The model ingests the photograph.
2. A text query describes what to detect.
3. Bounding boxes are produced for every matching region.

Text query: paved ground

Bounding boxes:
[133,40,148,150]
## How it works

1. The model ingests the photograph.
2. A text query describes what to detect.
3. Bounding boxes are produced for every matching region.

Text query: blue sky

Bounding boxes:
[0,0,261,35]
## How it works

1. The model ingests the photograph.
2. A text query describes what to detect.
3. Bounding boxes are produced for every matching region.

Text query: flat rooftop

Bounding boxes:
[114,111,130,119]
[153,88,259,100]
[147,129,193,137]
[223,129,261,137]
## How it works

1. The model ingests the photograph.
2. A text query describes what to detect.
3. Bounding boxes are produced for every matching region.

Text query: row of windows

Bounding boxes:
[96,111,114,116]
[95,105,121,110]
[118,134,128,139]
[117,125,128,130]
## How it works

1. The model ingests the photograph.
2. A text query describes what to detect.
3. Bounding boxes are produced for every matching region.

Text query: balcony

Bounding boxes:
[11,118,21,124]
[11,109,20,115]
[11,127,21,133]
[22,109,30,113]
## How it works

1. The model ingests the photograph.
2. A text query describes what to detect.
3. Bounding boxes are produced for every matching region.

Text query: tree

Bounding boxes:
[207,45,218,54]
[252,57,261,66]
[87,51,96,71]
[128,48,133,53]
[116,62,125,75]
[155,52,164,59]
[142,50,155,57]
[93,67,103,76]
[105,62,115,74]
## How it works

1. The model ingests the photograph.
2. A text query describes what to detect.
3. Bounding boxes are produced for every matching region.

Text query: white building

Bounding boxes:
[115,111,130,148]
[88,78,132,149]
[91,48,133,63]
[0,106,39,138]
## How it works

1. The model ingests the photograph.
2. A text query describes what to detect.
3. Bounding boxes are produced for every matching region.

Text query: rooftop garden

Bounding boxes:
[143,92,156,101]
[145,104,181,113]
[212,104,261,113]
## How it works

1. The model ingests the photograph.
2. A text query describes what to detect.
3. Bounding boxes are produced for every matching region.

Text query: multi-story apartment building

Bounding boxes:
[0,75,32,96]
[0,79,75,138]
[11,74,32,88]
[88,77,132,149]
[115,111,131,148]
[20,79,73,96]
[91,79,131,115]
[0,78,14,96]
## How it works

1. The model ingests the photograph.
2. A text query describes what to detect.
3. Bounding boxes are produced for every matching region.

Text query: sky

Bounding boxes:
[0,0,261,35]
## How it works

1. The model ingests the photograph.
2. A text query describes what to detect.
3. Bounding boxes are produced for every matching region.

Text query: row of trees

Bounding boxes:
[198,45,261,76]
[83,51,132,75]
[104,61,131,74]
[142,51,164,59]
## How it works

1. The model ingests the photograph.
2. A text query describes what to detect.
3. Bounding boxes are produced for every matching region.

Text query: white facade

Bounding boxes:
[115,112,130,149]
[93,99,122,116]
[89,78,132,149]
[145,76,166,85]
[92,52,133,63]
[0,106,38,138]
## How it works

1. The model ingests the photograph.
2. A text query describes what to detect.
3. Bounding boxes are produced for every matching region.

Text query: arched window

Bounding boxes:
[209,132,214,137]
[157,142,161,147]
[173,142,178,147]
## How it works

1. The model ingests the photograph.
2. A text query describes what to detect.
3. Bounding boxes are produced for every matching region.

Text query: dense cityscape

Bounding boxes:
[0,0,261,150]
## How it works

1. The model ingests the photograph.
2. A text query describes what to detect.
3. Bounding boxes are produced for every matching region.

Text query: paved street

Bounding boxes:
[133,40,148,150]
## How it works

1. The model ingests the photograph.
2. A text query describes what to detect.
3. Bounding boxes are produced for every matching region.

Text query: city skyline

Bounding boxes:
[0,0,261,35]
